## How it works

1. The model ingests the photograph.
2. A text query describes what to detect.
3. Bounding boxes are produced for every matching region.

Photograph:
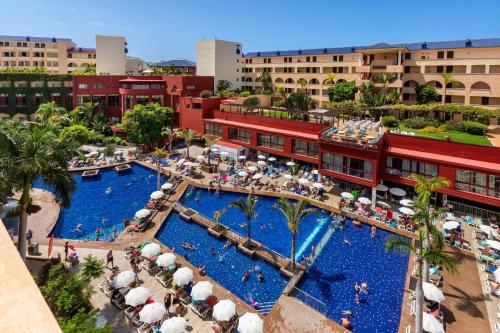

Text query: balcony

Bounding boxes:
[470,88,491,97]
[386,65,404,73]
[402,87,416,94]
[356,65,371,73]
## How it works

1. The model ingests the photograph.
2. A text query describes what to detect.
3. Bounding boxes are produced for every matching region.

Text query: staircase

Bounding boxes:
[256,301,275,315]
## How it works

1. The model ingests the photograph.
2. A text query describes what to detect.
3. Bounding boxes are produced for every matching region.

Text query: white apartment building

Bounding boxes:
[196,39,242,90]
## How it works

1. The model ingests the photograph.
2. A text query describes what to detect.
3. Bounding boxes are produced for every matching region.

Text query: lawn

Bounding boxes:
[262,109,289,118]
[398,125,492,146]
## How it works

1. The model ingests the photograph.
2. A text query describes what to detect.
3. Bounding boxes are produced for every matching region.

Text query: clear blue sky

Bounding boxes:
[3,0,500,62]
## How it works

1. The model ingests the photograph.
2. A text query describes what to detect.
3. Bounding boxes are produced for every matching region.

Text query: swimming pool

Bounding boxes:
[181,186,332,259]
[35,164,167,241]
[155,211,287,305]
[297,222,409,333]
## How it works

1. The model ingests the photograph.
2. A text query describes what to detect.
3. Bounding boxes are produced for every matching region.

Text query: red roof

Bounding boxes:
[119,78,165,82]
[387,147,500,174]
[215,140,243,149]
[205,119,319,140]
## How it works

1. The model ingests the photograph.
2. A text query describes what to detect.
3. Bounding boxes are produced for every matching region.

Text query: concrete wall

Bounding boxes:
[197,39,242,90]
[96,35,126,75]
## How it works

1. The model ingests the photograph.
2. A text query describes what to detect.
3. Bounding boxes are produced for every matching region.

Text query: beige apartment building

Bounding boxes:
[239,38,500,108]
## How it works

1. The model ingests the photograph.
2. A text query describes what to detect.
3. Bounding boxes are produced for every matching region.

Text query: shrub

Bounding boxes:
[459,121,488,135]
[381,116,399,128]
[444,121,462,132]
[60,124,90,144]
[200,90,212,98]
[415,84,440,104]
[402,117,440,129]
[103,146,115,156]
[419,126,443,133]
[327,81,357,102]
[88,130,105,144]
[239,91,251,97]
[242,96,260,106]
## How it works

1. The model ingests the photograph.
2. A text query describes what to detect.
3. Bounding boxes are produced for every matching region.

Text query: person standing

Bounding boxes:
[26,229,33,246]
[106,249,114,268]
[64,241,69,259]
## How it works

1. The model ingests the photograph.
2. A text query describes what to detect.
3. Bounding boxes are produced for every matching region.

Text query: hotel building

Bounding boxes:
[216,38,500,108]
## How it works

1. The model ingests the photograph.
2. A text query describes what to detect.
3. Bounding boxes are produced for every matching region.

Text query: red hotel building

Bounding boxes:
[73,76,499,218]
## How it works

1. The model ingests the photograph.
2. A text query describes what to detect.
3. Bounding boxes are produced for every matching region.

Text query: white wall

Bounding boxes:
[126,57,143,74]
[96,35,126,75]
[197,39,242,90]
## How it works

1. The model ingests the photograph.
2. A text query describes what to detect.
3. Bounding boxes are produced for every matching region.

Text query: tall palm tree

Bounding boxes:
[203,134,219,167]
[385,229,457,333]
[161,127,176,153]
[256,71,273,93]
[229,195,258,241]
[213,208,227,229]
[176,129,199,159]
[440,73,455,104]
[297,78,308,93]
[0,121,78,262]
[411,174,450,282]
[153,147,167,190]
[273,198,316,268]
[34,102,67,126]
[324,73,337,86]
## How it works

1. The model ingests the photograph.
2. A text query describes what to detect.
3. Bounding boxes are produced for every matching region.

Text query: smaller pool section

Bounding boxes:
[181,187,332,259]
[155,212,287,305]
[297,222,409,333]
[36,164,166,241]
[1,199,19,235]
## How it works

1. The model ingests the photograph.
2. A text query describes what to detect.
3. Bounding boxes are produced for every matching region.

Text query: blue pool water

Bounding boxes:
[35,164,166,241]
[155,211,287,304]
[181,187,332,259]
[297,222,409,333]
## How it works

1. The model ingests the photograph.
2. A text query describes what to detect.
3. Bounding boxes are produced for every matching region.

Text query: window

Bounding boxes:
[228,128,250,143]
[204,123,223,136]
[436,66,444,73]
[292,139,318,157]
[386,157,437,178]
[403,93,410,101]
[405,53,411,60]
[88,54,93,59]
[455,169,499,198]
[78,83,88,89]
[339,55,343,62]
[257,133,284,151]
[284,57,288,63]
[108,95,120,107]
[312,56,317,62]
[15,94,26,106]
[447,51,454,59]
[446,66,453,73]
[481,97,489,105]
[404,66,411,74]
[332,55,338,62]
[322,152,372,180]
[437,51,444,59]
[0,94,8,106]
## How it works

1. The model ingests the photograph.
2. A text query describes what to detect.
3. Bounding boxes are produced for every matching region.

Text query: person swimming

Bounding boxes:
[361,282,369,293]
[343,238,350,246]
[112,226,118,239]
[223,239,231,248]
[195,196,200,204]
[371,225,377,237]
[240,223,247,229]
[242,271,250,283]
[75,224,82,232]
[257,271,265,283]
[105,187,112,194]
[182,242,195,250]
[210,247,216,255]
[250,297,259,309]
[95,227,102,241]
[260,223,265,230]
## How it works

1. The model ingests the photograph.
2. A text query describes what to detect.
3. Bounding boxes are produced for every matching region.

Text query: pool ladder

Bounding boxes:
[256,301,275,315]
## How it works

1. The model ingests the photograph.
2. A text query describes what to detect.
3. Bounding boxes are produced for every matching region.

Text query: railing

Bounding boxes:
[447,200,500,221]
[287,285,327,315]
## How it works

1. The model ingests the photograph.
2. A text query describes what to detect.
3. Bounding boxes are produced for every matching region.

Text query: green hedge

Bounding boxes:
[381,115,399,127]
[402,117,440,129]
[242,96,260,106]
[445,121,488,135]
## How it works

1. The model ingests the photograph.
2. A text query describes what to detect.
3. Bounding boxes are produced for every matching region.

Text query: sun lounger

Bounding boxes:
[125,306,136,319]
[190,302,211,318]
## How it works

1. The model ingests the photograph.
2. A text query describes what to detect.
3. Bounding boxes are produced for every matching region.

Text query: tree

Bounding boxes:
[242,96,260,106]
[415,84,440,104]
[216,80,232,93]
[0,122,78,261]
[161,126,176,153]
[324,73,336,86]
[34,102,68,126]
[69,102,101,127]
[327,80,357,102]
[441,73,455,104]
[153,147,167,190]
[59,308,111,333]
[229,195,258,241]
[213,208,227,229]
[203,134,219,167]
[176,129,199,159]
[122,103,173,149]
[256,71,273,94]
[273,198,316,268]
[81,255,105,281]
[297,78,308,92]
[60,125,90,145]
[284,91,313,111]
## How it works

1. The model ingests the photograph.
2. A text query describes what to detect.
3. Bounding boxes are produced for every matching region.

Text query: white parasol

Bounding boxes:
[213,299,236,321]
[141,243,161,257]
[257,155,266,160]
[135,209,151,219]
[341,192,354,200]
[399,199,414,207]
[298,178,309,185]
[190,281,213,301]
[160,317,188,333]
[173,267,193,286]
[423,281,445,303]
[376,184,389,192]
[257,160,266,166]
[286,161,295,167]
[156,253,176,267]
[139,302,166,324]
[125,287,152,306]
[161,183,174,190]
[357,197,372,205]
[390,187,406,196]
[252,173,263,180]
[238,313,263,333]
[150,191,164,200]
[442,221,460,230]
[267,157,277,162]
[238,171,248,177]
[113,270,136,288]
[398,207,415,215]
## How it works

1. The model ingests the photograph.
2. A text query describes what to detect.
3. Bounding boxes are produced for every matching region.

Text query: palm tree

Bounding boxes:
[256,71,273,94]
[213,208,227,229]
[153,147,167,190]
[324,73,337,86]
[411,174,450,282]
[81,254,105,281]
[203,134,220,167]
[161,127,176,153]
[297,78,308,93]
[385,229,457,333]
[0,121,78,262]
[273,198,316,268]
[229,195,258,241]
[176,129,199,159]
[440,73,455,104]
[34,102,67,126]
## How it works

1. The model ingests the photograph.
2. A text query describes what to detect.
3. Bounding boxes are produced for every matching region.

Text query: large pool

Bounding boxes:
[297,222,409,333]
[155,211,287,305]
[35,164,166,241]
[181,186,332,259]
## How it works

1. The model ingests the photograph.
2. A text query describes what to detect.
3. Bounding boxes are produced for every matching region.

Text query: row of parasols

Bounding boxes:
[340,191,416,215]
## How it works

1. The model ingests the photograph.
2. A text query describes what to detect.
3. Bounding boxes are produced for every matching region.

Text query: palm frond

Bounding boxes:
[385,237,414,254]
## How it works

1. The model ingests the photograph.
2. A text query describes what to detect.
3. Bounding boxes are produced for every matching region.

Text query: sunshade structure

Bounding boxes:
[135,209,151,219]
[284,174,294,180]
[161,183,174,190]
[238,313,263,333]
[313,183,323,189]
[252,173,263,180]
[298,178,309,185]
[257,155,266,160]
[286,161,295,167]
[341,192,354,200]
[267,157,277,162]
[238,171,248,177]
[423,282,445,303]
[190,281,213,301]
[139,302,166,324]
[398,207,415,215]
[150,191,164,200]
[141,243,161,257]
[485,240,500,251]
[125,287,152,306]
[173,267,194,286]
[357,197,372,205]
[376,184,389,191]
[480,225,499,239]
[390,187,406,196]
[238,155,247,160]
[160,317,188,333]
[156,253,176,267]
[377,201,391,209]
[442,221,460,230]
[399,199,414,207]
[422,312,444,333]
[257,160,267,166]
[113,270,136,288]
[213,299,236,321]
[247,166,258,172]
